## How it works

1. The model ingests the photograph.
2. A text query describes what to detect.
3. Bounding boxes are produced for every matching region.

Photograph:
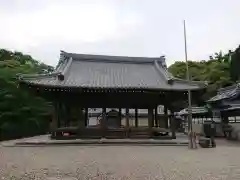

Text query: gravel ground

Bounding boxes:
[1,141,240,179]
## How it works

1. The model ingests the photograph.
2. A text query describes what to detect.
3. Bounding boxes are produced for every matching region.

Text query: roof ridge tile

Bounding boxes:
[62,51,164,64]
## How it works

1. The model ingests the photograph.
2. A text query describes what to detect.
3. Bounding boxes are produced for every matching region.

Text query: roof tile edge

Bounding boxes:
[218,83,239,94]
[168,76,208,89]
[17,72,60,81]
[61,51,165,64]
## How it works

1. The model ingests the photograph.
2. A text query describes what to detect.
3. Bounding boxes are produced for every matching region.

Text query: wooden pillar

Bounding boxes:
[164,105,168,129]
[148,108,153,137]
[78,108,85,130]
[56,102,61,128]
[135,108,138,127]
[222,116,229,124]
[64,104,70,127]
[154,107,158,127]
[118,108,122,127]
[64,104,69,127]
[170,111,176,139]
[51,102,58,138]
[126,108,130,137]
[62,103,66,127]
[84,108,88,127]
[101,108,107,137]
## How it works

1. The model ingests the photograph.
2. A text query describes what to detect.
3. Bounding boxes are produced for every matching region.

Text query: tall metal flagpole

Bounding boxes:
[183,20,195,149]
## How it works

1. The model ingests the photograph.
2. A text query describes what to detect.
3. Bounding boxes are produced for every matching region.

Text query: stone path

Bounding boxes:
[1,139,240,179]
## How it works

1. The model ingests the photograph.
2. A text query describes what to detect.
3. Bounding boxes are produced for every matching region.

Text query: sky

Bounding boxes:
[0,0,240,67]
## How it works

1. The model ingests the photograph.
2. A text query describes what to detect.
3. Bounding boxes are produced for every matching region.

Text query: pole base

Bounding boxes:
[188,132,197,149]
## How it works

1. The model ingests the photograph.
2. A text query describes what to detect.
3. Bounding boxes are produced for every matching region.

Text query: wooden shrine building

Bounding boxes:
[208,83,240,123]
[18,51,207,139]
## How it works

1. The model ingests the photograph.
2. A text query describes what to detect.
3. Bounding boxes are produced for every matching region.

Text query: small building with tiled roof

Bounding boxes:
[207,83,240,123]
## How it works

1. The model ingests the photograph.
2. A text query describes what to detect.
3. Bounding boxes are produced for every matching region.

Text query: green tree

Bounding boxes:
[0,49,53,140]
[168,51,233,101]
[230,45,240,82]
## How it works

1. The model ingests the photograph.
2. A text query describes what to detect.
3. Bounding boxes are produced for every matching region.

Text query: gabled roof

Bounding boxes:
[208,83,240,102]
[18,51,207,91]
[177,106,209,116]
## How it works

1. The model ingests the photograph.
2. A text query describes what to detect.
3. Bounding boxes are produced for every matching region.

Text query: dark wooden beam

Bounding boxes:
[78,108,85,130]
[84,108,88,127]
[170,110,176,139]
[65,105,71,127]
[102,108,107,137]
[135,108,138,127]
[24,83,204,111]
[148,108,153,137]
[126,108,130,137]
[51,102,58,137]
[118,108,122,127]
[62,103,70,127]
[56,102,61,128]
[154,107,158,127]
[222,115,229,124]
[164,105,168,129]
[31,89,163,108]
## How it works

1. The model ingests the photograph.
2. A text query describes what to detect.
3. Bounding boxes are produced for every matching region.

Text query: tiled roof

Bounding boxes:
[221,104,240,111]
[208,84,240,102]
[178,106,209,116]
[18,51,207,91]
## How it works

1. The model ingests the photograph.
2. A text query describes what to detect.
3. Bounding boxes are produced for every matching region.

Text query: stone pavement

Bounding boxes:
[1,142,240,179]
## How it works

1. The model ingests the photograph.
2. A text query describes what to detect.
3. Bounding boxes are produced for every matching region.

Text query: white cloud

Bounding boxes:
[1,0,240,66]
[0,1,142,50]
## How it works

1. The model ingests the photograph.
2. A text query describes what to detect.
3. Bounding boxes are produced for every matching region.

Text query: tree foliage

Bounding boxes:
[230,45,240,82]
[0,49,53,140]
[168,50,234,101]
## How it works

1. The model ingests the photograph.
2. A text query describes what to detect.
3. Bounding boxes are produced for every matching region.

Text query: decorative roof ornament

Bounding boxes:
[159,55,167,69]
